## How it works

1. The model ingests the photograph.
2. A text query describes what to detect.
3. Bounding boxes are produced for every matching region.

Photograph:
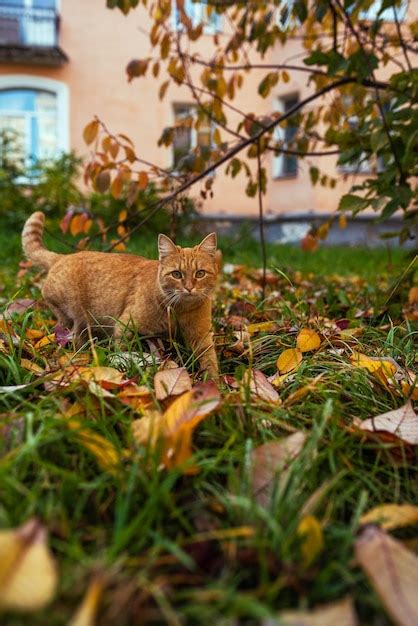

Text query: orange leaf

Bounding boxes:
[296,328,321,352]
[277,348,303,374]
[83,120,99,145]
[138,171,149,190]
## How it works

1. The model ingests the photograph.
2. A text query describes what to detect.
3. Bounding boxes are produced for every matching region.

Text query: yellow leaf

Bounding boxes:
[350,351,397,378]
[83,120,99,145]
[355,526,418,626]
[34,334,55,350]
[247,321,277,335]
[277,348,303,374]
[0,519,58,612]
[281,70,290,83]
[132,382,221,473]
[360,504,418,531]
[68,575,105,626]
[67,419,121,474]
[20,358,44,375]
[296,328,321,352]
[297,515,324,567]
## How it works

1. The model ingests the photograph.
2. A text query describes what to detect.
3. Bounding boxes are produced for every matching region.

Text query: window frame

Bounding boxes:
[0,74,69,167]
[272,93,299,180]
[171,101,216,173]
[172,0,222,35]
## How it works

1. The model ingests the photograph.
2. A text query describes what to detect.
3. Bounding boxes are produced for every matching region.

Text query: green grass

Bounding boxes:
[0,218,417,625]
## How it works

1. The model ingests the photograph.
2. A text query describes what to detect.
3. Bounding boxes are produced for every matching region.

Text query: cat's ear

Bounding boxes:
[198,232,217,255]
[158,234,178,260]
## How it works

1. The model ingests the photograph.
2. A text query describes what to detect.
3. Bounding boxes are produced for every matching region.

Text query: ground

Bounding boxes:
[0,223,417,626]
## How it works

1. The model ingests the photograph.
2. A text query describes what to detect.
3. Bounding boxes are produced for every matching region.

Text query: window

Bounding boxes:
[172,103,213,169]
[0,0,57,47]
[173,0,221,34]
[359,0,407,21]
[338,97,391,175]
[0,76,69,168]
[273,94,299,179]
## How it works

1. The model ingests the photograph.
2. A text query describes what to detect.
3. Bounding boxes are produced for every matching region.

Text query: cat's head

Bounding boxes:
[157,232,219,307]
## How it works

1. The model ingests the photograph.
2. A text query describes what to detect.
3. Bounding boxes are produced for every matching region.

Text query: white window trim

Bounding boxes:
[0,74,69,154]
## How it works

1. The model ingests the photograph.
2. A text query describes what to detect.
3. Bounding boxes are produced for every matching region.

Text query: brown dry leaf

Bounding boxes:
[154,367,192,401]
[68,575,105,626]
[277,348,303,374]
[245,369,280,404]
[355,525,418,626]
[273,597,358,626]
[296,328,321,353]
[132,382,221,472]
[360,504,418,531]
[359,401,418,445]
[0,518,58,612]
[250,431,306,507]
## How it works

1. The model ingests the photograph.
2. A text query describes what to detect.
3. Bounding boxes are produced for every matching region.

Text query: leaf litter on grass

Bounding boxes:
[0,257,417,624]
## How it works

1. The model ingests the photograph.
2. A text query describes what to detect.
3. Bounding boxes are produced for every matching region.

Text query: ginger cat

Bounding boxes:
[22,212,219,377]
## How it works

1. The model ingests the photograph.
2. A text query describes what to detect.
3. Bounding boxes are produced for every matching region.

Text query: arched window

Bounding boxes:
[0,75,68,166]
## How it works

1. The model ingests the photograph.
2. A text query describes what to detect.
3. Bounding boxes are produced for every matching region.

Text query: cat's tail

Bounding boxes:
[22,212,60,271]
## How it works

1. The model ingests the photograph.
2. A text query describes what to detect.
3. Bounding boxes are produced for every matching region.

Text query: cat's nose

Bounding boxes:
[184,283,194,293]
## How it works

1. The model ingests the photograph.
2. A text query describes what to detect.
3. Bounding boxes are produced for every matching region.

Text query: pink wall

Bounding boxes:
[0,0,414,219]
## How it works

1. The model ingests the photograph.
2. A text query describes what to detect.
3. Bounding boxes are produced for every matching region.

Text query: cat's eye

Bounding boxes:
[171,270,182,279]
[195,270,206,278]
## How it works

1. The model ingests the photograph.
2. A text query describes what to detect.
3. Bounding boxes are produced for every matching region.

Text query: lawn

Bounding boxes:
[0,219,417,625]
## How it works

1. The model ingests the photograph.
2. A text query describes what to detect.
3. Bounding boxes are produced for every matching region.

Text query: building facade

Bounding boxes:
[0,0,414,240]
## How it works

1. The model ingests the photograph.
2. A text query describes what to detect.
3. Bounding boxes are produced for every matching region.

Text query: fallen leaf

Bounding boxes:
[4,299,36,316]
[132,382,221,473]
[360,504,418,530]
[0,518,58,612]
[355,525,418,626]
[296,328,321,352]
[20,358,44,375]
[34,334,55,350]
[272,596,358,626]
[55,324,73,347]
[250,431,306,507]
[25,328,44,340]
[68,575,105,626]
[297,515,324,567]
[154,367,192,401]
[118,383,153,412]
[277,348,303,374]
[245,369,280,403]
[67,419,121,474]
[359,401,418,445]
[350,351,397,387]
[247,321,278,335]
